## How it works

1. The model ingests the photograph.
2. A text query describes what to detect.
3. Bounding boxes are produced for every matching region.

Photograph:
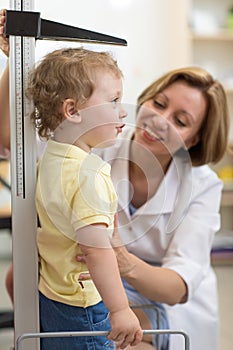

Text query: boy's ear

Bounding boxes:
[63,99,82,123]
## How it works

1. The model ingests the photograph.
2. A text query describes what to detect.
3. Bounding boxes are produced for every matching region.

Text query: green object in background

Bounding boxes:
[227,6,233,29]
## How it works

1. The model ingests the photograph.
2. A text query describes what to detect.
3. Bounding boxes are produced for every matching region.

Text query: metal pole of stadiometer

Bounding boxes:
[7,3,127,350]
[9,0,39,349]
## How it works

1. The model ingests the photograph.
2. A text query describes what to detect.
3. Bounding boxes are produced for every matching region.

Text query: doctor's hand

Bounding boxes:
[76,256,91,281]
[110,213,124,248]
[0,9,9,57]
[110,214,137,277]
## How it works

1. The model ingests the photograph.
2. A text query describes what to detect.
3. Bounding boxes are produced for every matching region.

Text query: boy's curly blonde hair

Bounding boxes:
[26,47,123,139]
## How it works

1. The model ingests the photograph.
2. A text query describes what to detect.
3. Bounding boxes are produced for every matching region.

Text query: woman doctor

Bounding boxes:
[0,9,230,349]
[78,67,229,350]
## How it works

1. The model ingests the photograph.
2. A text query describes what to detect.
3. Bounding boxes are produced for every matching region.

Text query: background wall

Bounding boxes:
[0,0,191,122]
[1,2,233,350]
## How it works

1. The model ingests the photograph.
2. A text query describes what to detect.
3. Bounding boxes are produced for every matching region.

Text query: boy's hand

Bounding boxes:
[108,307,142,349]
[0,9,9,57]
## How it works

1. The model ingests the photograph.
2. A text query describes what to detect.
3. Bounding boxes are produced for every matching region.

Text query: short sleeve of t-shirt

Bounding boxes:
[52,149,118,238]
[70,167,117,232]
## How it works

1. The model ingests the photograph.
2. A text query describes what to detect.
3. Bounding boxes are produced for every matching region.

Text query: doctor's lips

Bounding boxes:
[143,124,165,142]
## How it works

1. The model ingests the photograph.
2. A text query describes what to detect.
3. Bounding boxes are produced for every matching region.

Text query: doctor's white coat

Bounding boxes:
[96,127,222,350]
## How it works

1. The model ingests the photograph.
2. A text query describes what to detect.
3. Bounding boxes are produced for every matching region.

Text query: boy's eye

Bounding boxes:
[112,97,120,107]
[112,97,119,104]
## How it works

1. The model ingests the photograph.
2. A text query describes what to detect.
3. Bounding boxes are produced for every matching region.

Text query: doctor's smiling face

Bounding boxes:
[134,80,207,160]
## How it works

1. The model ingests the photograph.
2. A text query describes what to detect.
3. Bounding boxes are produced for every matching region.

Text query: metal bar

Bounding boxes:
[5,10,127,46]
[5,10,40,37]
[16,329,190,350]
[39,18,127,45]
[9,2,39,350]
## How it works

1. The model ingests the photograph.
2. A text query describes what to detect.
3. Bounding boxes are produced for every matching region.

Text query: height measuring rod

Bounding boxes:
[9,0,39,349]
[7,2,127,349]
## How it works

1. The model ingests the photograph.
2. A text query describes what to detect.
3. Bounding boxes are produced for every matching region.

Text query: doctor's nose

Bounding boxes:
[152,114,169,131]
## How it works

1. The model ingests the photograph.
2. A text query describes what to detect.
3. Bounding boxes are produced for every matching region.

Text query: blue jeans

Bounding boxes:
[39,292,115,350]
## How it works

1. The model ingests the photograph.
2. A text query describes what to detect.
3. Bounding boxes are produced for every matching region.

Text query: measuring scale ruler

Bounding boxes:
[7,2,127,349]
[9,0,39,349]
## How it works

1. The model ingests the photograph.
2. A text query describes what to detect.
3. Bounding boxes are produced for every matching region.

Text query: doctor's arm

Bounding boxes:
[111,232,187,306]
[0,62,10,150]
[111,176,222,307]
[0,9,10,150]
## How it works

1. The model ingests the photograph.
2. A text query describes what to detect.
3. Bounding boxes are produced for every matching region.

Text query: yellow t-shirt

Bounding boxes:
[37,140,117,307]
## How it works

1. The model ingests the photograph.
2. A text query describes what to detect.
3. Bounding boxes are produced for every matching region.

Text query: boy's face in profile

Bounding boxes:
[78,71,127,149]
[57,71,127,152]
[54,71,127,152]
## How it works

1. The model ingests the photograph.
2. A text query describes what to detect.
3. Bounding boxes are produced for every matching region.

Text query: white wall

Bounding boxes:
[1,0,191,122]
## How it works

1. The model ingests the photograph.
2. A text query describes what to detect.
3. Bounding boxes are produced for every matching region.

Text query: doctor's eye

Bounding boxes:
[153,99,165,110]
[174,116,187,127]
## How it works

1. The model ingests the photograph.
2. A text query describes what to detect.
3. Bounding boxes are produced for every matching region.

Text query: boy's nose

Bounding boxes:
[119,105,128,119]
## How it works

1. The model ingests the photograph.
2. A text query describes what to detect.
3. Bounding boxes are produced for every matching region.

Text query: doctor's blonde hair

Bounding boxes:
[137,66,229,166]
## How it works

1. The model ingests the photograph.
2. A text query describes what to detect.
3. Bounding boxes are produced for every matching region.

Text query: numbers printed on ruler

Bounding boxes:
[15,36,24,197]
[14,35,33,197]
[12,0,35,197]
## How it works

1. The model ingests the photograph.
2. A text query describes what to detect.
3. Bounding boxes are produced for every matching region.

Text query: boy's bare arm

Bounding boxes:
[77,224,142,349]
